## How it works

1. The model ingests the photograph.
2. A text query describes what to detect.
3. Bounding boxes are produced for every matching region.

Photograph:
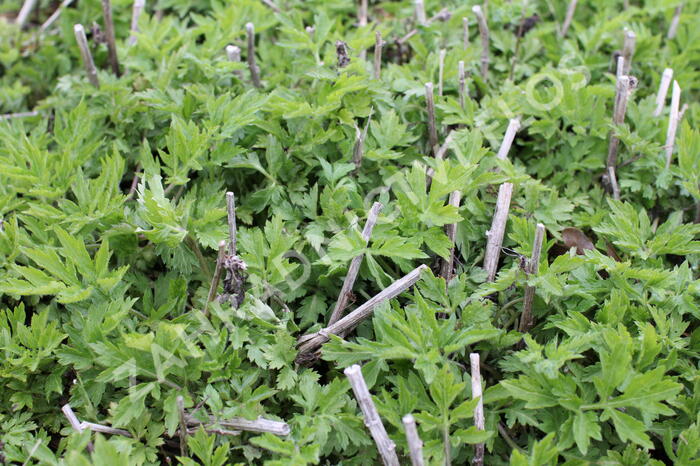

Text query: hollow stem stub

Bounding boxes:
[345,365,400,466]
[402,414,425,466]
[654,68,673,117]
[473,5,490,79]
[470,354,485,466]
[73,24,100,88]
[246,23,262,88]
[425,82,439,156]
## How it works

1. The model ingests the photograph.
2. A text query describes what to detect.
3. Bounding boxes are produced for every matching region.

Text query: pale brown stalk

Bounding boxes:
[101,0,121,76]
[73,24,100,88]
[518,223,545,333]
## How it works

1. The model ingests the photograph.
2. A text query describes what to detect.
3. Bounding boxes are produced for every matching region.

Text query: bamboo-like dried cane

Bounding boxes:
[665,81,681,169]
[608,166,621,200]
[426,131,455,183]
[438,49,446,97]
[0,111,40,121]
[470,354,485,466]
[328,202,383,327]
[616,56,625,79]
[458,61,466,110]
[40,0,75,33]
[398,9,452,44]
[621,29,636,75]
[177,396,188,456]
[353,109,373,173]
[358,0,368,26]
[204,240,227,315]
[226,45,242,78]
[226,192,237,255]
[679,103,688,122]
[296,265,428,360]
[80,422,132,437]
[15,0,37,29]
[345,365,400,466]
[129,0,146,46]
[261,0,280,13]
[484,183,514,282]
[606,75,631,188]
[654,68,674,117]
[186,415,290,435]
[101,0,121,76]
[463,17,469,49]
[472,5,490,80]
[560,0,578,38]
[667,3,683,40]
[62,404,131,437]
[518,223,545,333]
[415,0,427,26]
[425,82,439,156]
[402,414,425,466]
[62,404,84,432]
[440,190,462,282]
[74,24,100,88]
[496,119,521,160]
[246,23,262,88]
[373,31,383,80]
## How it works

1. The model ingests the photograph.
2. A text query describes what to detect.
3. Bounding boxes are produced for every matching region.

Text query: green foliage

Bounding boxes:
[1,0,699,464]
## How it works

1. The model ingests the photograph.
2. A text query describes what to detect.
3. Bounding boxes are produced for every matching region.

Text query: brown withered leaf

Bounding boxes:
[562,227,595,255]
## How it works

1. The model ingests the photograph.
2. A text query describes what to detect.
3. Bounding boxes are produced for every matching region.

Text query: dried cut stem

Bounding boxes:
[615,56,625,79]
[606,75,631,176]
[353,109,374,173]
[62,404,131,437]
[186,415,290,435]
[402,414,425,466]
[73,24,100,88]
[496,119,521,160]
[397,8,451,44]
[328,202,383,327]
[345,365,400,466]
[472,5,490,80]
[129,0,146,45]
[226,45,243,78]
[204,240,227,315]
[608,166,620,200]
[0,111,39,120]
[654,68,674,117]
[358,0,368,26]
[177,396,188,456]
[40,0,75,33]
[62,405,84,432]
[667,3,683,39]
[560,0,578,37]
[296,265,428,360]
[226,192,237,255]
[261,0,280,13]
[458,61,466,110]
[246,23,262,88]
[186,427,240,436]
[373,31,383,79]
[80,422,132,437]
[438,49,446,97]
[426,131,454,185]
[470,354,485,466]
[462,17,469,49]
[440,191,462,282]
[484,183,514,282]
[101,0,121,76]
[621,29,636,75]
[415,0,427,26]
[518,223,545,333]
[425,82,439,156]
[15,0,37,29]
[665,81,681,169]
